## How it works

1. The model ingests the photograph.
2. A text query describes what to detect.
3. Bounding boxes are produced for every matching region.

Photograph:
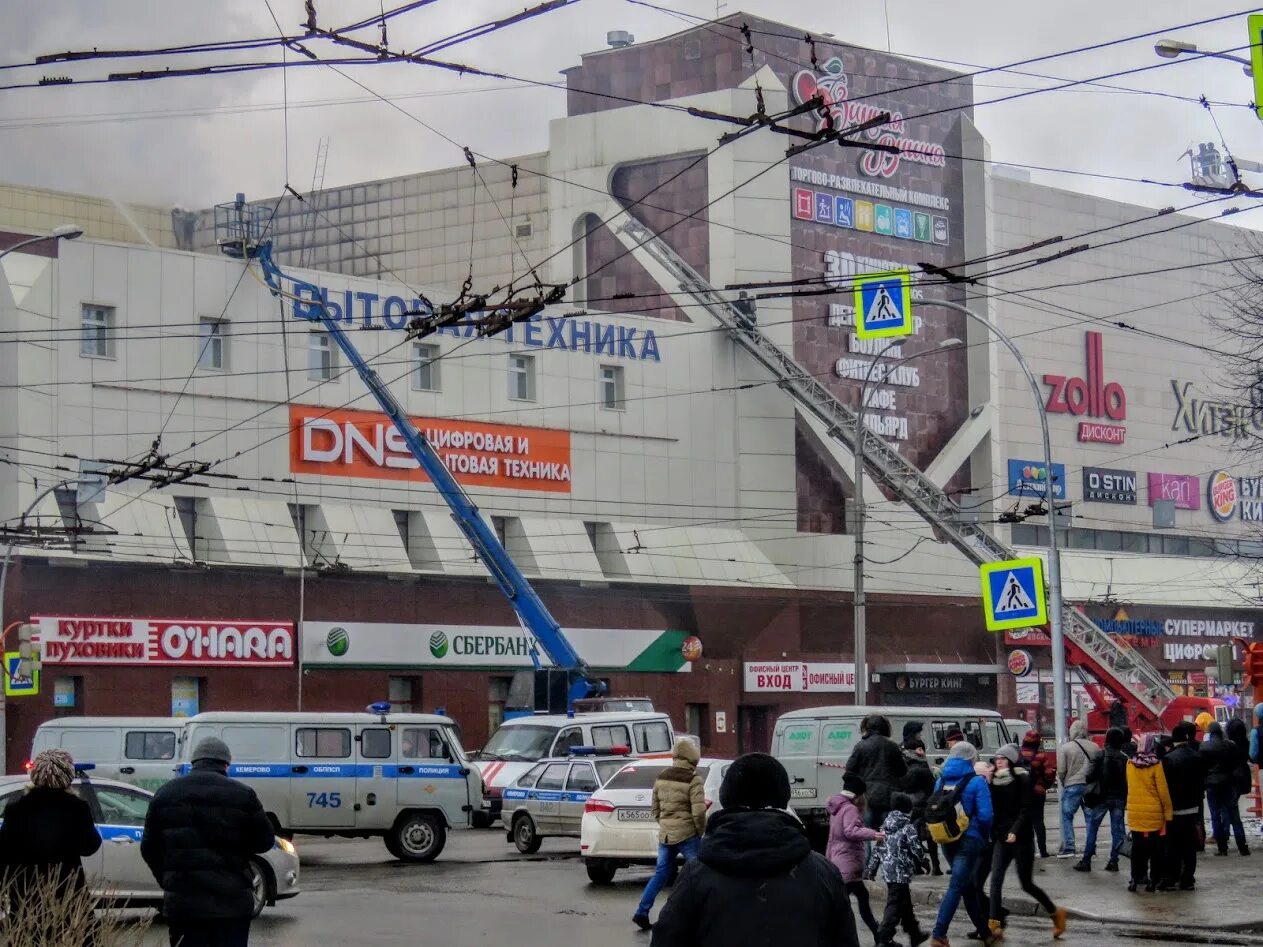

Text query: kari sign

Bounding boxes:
[291,406,572,493]
[1148,472,1200,511]
[743,662,856,693]
[34,617,294,667]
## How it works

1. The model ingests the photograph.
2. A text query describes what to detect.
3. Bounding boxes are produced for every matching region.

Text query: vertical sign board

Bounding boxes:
[1252,14,1263,121]
[979,558,1048,632]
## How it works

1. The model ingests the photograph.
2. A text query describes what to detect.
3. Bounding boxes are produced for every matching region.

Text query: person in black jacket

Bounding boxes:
[1076,727,1128,872]
[1204,721,1250,856]
[1225,718,1252,856]
[141,737,276,947]
[1159,722,1206,890]
[650,753,858,947]
[0,748,101,943]
[981,745,1066,941]
[901,737,941,874]
[845,715,907,828]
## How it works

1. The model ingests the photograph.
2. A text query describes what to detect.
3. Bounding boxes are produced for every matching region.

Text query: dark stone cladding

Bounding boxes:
[5,558,995,769]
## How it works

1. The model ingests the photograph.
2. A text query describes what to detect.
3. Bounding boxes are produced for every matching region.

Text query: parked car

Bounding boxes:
[502,747,634,853]
[579,757,731,885]
[0,769,300,917]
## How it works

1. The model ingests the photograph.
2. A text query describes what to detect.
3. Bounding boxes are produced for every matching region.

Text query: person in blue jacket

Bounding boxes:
[1249,703,1263,765]
[929,741,996,947]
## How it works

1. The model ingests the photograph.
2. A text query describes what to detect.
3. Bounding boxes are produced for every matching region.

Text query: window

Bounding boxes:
[308,331,335,380]
[606,764,710,790]
[930,721,961,751]
[685,704,709,747]
[480,724,558,762]
[488,676,512,737]
[567,763,599,794]
[508,354,536,401]
[590,724,630,749]
[599,364,625,410]
[124,731,176,761]
[388,675,418,714]
[360,728,392,759]
[633,721,673,754]
[595,760,629,784]
[554,727,584,754]
[222,725,286,762]
[412,343,440,391]
[80,304,115,358]
[95,787,151,827]
[515,221,533,239]
[982,720,1003,749]
[516,763,546,788]
[535,763,570,791]
[962,721,984,748]
[296,727,352,758]
[197,317,227,370]
[400,727,447,759]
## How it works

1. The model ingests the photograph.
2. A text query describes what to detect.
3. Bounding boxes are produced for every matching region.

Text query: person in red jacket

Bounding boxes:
[1018,730,1056,859]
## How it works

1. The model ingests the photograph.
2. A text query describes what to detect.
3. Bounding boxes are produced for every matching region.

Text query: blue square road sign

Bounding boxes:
[979,557,1048,632]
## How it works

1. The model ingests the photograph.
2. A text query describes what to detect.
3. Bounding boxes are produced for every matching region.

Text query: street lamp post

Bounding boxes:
[0,225,84,262]
[853,337,962,706]
[927,298,1069,744]
[1154,39,1253,75]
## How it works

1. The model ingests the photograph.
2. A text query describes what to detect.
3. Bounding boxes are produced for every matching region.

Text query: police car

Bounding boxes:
[501,746,634,854]
[0,766,300,917]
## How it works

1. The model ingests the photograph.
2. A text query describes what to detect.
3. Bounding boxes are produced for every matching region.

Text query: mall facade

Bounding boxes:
[1,13,1259,771]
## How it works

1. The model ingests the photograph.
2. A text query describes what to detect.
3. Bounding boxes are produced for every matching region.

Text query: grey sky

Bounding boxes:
[1,0,1261,219]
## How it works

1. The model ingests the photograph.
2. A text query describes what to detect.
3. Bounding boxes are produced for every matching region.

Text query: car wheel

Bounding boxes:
[389,813,447,863]
[585,859,617,885]
[512,814,543,855]
[247,858,272,919]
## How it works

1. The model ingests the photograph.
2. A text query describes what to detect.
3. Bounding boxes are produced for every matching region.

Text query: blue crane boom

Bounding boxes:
[254,242,606,711]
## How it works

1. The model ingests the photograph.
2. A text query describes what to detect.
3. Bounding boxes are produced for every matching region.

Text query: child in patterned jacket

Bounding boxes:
[866,792,929,947]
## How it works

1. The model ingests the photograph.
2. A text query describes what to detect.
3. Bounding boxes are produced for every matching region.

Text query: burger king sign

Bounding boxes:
[1209,470,1239,522]
[1007,649,1033,678]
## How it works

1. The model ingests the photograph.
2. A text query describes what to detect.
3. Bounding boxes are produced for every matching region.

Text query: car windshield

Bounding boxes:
[478,725,559,762]
[605,764,709,790]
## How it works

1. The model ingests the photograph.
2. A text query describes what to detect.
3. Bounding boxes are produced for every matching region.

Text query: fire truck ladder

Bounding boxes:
[614,216,1176,723]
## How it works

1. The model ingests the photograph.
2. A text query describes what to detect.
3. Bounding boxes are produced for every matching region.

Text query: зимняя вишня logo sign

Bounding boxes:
[429,630,449,659]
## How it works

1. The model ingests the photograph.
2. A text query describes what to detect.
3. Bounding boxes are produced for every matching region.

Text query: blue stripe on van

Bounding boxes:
[179,763,467,779]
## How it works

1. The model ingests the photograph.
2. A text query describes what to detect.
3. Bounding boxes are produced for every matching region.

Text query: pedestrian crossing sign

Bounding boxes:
[4,652,38,698]
[979,557,1048,632]
[853,269,913,340]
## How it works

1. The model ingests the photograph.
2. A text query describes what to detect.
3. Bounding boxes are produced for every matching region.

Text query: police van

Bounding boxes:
[501,746,634,853]
[470,710,675,826]
[179,708,480,862]
[31,717,185,791]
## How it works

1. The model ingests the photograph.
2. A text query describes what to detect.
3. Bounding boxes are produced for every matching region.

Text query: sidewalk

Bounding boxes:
[865,803,1263,932]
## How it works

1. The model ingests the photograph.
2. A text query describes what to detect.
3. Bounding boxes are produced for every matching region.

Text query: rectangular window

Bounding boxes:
[590,724,630,749]
[633,721,673,754]
[197,317,226,370]
[388,675,418,714]
[567,763,598,793]
[685,703,709,746]
[80,304,116,358]
[308,331,335,381]
[124,731,177,761]
[599,364,625,410]
[412,343,440,391]
[536,762,569,791]
[508,354,536,401]
[400,727,447,759]
[296,727,352,758]
[360,728,392,759]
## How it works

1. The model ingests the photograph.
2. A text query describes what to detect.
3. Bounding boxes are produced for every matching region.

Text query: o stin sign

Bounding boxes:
[1043,331,1126,443]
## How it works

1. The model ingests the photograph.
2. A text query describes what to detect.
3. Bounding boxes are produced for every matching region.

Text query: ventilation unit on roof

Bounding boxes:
[607,30,634,48]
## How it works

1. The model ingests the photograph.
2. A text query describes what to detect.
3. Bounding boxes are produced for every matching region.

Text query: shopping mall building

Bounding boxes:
[1,13,1260,770]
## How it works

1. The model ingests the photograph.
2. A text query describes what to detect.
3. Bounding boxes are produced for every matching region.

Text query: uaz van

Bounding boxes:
[31,717,185,791]
[470,710,674,826]
[772,705,1013,842]
[179,710,479,862]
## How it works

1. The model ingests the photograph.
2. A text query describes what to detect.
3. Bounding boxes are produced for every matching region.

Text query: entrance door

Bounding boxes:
[737,706,774,755]
[291,725,356,828]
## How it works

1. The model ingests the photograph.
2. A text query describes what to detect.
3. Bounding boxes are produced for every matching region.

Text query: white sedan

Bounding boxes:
[0,772,300,918]
[579,757,731,884]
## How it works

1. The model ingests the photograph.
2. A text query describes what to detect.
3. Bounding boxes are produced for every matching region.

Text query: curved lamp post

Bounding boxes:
[0,224,84,262]
[853,337,962,706]
[1154,39,1253,76]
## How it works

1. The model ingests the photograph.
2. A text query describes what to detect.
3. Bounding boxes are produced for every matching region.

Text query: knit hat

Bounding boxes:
[192,736,233,765]
[1105,727,1125,750]
[1195,712,1214,733]
[902,720,924,741]
[1171,721,1196,744]
[995,743,1020,766]
[671,738,700,766]
[890,792,913,814]
[945,727,965,743]
[949,740,979,762]
[1022,729,1042,748]
[842,772,867,796]
[904,737,925,753]
[30,748,76,790]
[719,753,790,810]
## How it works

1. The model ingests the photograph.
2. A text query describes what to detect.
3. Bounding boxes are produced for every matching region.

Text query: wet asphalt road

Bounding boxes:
[126,832,1263,946]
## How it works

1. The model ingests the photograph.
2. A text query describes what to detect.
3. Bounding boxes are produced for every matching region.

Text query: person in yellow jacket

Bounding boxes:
[634,739,707,930]
[1125,734,1173,892]
[1195,712,1214,741]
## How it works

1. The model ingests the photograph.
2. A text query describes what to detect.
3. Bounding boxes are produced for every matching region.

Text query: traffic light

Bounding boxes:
[15,623,38,678]
[1217,644,1236,685]
[1244,643,1263,686]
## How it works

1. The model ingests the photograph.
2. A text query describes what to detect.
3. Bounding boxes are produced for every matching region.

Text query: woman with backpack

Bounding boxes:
[981,745,1068,942]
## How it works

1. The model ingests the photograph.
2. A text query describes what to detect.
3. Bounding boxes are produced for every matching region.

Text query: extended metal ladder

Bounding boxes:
[617,216,1175,722]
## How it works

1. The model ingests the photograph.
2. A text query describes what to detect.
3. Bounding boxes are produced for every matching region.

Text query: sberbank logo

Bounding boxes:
[326,627,350,657]
[429,631,449,659]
